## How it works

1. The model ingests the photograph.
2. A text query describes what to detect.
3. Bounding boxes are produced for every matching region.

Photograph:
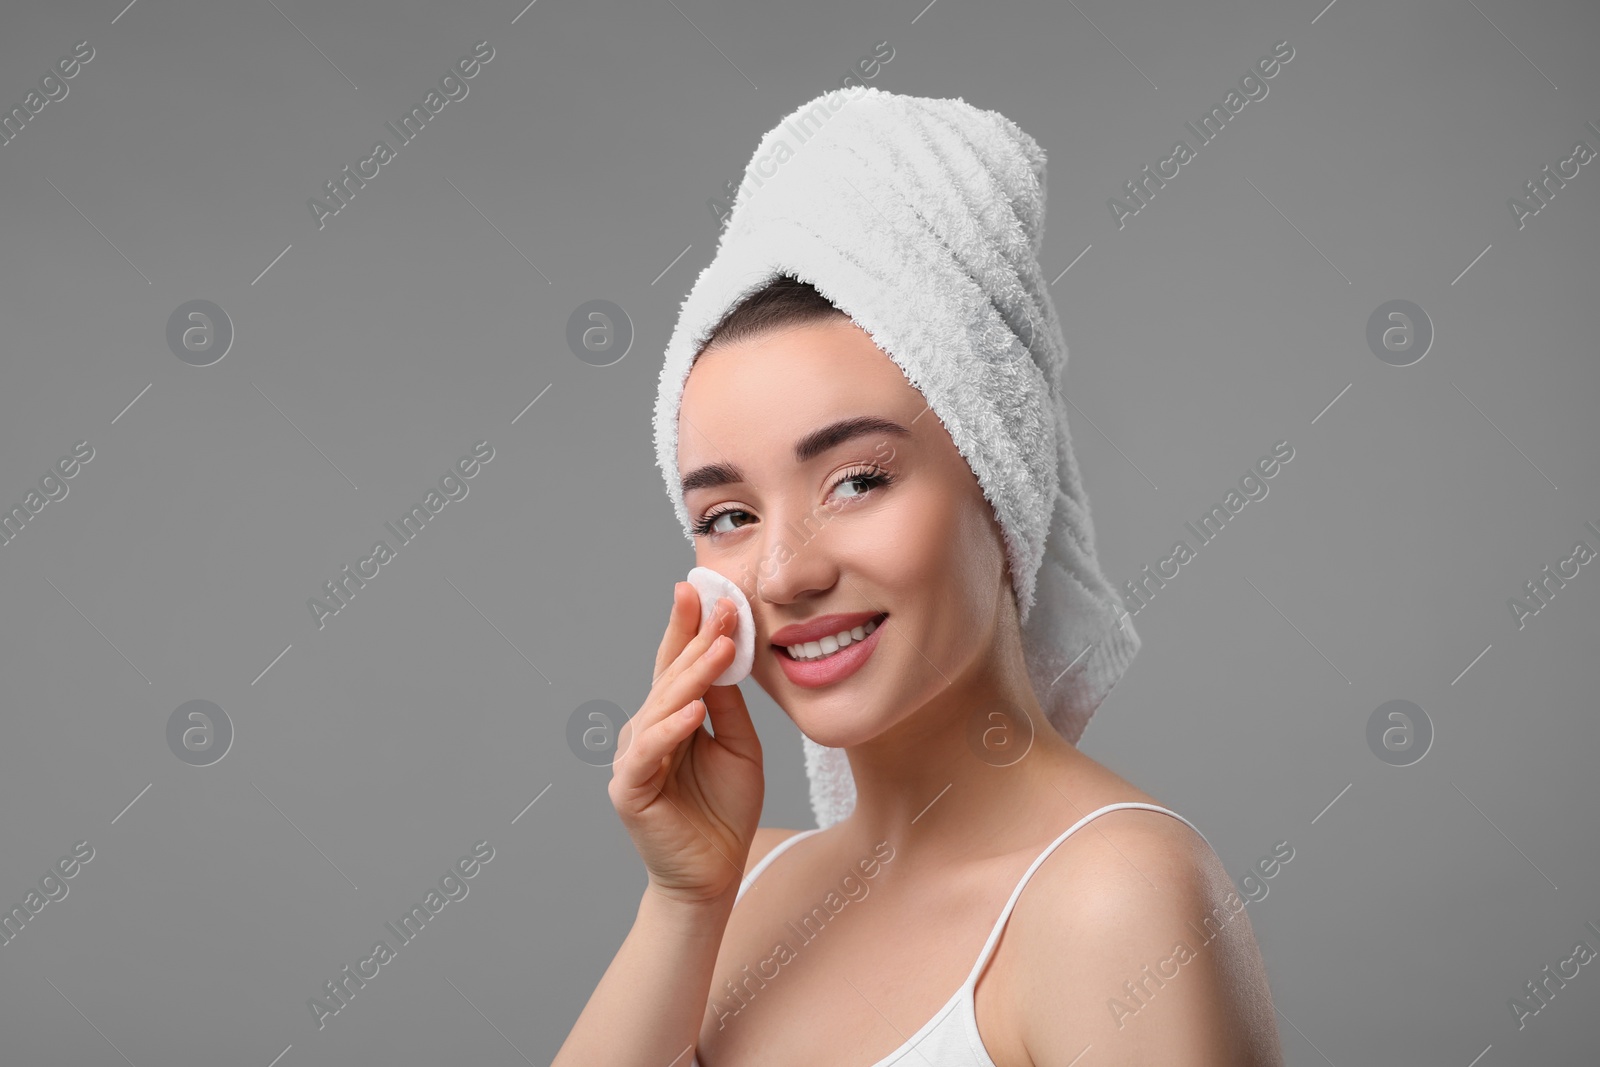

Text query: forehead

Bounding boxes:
[678,319,921,461]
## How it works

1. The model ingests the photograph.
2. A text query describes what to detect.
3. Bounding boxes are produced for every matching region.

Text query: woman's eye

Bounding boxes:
[697,509,751,536]
[831,470,892,502]
[834,476,872,500]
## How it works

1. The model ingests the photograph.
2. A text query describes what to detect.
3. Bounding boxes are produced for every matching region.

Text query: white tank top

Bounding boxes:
[689,801,1206,1067]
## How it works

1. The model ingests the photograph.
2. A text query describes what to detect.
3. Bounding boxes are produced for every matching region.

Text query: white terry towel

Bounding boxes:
[653,86,1141,830]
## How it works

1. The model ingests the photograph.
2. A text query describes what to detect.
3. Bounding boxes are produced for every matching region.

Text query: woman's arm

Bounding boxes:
[555,584,767,1065]
[553,828,797,1067]
[551,883,736,1067]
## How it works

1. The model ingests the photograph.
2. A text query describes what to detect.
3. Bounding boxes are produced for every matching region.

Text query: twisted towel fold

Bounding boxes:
[654,86,1140,829]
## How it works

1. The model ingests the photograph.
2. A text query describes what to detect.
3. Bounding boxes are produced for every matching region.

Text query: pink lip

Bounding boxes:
[770,610,886,647]
[774,615,887,688]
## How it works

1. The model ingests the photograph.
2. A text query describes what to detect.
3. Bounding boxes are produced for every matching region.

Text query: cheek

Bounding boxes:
[853,485,1000,608]
[949,496,1008,590]
[848,489,948,579]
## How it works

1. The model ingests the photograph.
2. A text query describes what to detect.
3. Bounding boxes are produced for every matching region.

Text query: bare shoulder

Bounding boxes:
[745,826,807,874]
[1008,807,1284,1066]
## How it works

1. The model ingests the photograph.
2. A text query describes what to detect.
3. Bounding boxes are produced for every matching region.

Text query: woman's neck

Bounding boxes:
[830,692,1090,870]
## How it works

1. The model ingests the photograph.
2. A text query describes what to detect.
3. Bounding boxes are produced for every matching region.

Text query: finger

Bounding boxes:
[653,582,698,679]
[650,623,739,728]
[612,698,705,798]
[653,587,730,683]
[653,595,737,696]
[702,682,761,763]
[628,601,736,760]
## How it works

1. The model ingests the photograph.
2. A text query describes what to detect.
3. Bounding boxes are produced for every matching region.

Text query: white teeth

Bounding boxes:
[787,617,881,661]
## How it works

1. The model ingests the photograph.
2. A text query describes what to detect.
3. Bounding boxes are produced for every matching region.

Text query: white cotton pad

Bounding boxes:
[686,566,755,686]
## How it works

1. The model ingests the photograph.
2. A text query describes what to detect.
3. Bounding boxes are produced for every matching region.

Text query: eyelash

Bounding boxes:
[691,465,896,538]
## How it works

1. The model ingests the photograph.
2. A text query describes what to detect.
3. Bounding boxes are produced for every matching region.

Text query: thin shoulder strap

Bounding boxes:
[734,828,824,905]
[962,802,1208,987]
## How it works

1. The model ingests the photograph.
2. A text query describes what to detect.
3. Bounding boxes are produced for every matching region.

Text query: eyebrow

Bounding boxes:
[680,414,911,497]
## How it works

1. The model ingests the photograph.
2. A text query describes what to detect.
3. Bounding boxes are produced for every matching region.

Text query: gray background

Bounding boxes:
[0,0,1596,1063]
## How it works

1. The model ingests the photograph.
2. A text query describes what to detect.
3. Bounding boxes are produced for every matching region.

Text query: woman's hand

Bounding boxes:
[608,582,764,906]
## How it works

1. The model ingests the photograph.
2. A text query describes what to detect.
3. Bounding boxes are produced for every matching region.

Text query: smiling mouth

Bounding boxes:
[775,613,889,661]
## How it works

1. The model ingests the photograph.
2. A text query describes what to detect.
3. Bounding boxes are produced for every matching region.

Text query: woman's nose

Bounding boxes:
[753,506,839,604]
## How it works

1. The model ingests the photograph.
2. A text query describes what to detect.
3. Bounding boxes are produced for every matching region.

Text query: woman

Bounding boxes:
[555,89,1282,1067]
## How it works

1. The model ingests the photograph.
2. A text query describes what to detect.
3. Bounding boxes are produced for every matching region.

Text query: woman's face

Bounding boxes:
[678,316,1015,748]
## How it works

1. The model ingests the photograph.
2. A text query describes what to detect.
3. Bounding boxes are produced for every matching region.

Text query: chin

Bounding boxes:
[783,695,893,750]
